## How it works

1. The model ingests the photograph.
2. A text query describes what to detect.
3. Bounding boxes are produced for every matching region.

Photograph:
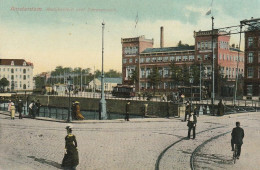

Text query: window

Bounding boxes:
[146,68,151,78]
[129,58,133,63]
[11,75,14,80]
[205,42,208,49]
[163,67,169,77]
[140,58,144,63]
[146,58,151,63]
[23,84,26,89]
[123,59,127,64]
[247,67,253,78]
[23,62,26,66]
[247,85,253,96]
[163,57,168,62]
[189,55,194,61]
[204,55,210,60]
[248,37,253,47]
[11,68,14,73]
[11,61,14,66]
[183,56,188,61]
[197,42,200,49]
[20,75,22,79]
[23,69,26,74]
[248,52,253,63]
[27,75,30,78]
[152,57,156,62]
[227,55,229,61]
[135,58,138,63]
[176,56,181,62]
[197,55,202,61]
[169,56,175,61]
[141,68,145,78]
[23,75,26,80]
[223,54,225,60]
[219,54,222,60]
[157,57,163,62]
[201,42,204,49]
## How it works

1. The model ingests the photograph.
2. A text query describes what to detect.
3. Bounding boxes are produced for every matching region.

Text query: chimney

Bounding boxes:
[160,26,164,48]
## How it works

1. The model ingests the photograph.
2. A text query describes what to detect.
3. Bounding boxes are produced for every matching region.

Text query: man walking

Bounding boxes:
[187,112,197,139]
[17,99,23,119]
[184,101,191,122]
[231,122,244,159]
[125,101,130,121]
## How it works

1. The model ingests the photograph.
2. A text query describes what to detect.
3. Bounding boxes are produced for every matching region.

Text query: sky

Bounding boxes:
[0,0,259,75]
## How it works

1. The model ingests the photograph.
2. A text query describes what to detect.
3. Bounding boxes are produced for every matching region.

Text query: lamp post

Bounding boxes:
[99,22,107,120]
[189,76,194,113]
[67,76,72,122]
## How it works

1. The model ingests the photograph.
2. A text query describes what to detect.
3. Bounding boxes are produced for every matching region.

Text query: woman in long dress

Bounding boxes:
[10,102,15,120]
[61,126,79,169]
[75,101,84,120]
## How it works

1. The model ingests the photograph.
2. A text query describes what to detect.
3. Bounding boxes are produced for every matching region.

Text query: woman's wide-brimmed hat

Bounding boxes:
[75,101,80,104]
[65,124,73,130]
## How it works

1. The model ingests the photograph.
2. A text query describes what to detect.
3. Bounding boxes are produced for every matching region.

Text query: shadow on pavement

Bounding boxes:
[28,156,62,169]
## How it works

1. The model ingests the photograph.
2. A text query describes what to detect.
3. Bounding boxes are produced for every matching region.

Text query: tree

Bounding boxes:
[148,67,161,94]
[0,78,10,91]
[190,64,200,86]
[34,76,46,89]
[170,62,183,88]
[130,69,139,85]
[177,40,190,47]
[105,69,122,78]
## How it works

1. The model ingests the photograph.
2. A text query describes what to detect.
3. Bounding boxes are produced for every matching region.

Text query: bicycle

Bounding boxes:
[233,144,238,164]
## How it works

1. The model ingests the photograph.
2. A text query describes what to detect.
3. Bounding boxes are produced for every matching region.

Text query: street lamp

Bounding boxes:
[67,76,72,122]
[189,76,194,113]
[99,21,107,120]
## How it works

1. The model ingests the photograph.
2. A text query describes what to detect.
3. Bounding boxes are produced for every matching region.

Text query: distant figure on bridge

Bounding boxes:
[17,99,23,119]
[217,99,225,116]
[75,101,84,120]
[10,102,15,120]
[187,112,197,139]
[125,101,130,121]
[231,122,244,159]
[61,125,79,169]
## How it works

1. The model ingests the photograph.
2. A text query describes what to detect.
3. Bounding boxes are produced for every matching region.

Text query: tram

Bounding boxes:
[112,84,135,98]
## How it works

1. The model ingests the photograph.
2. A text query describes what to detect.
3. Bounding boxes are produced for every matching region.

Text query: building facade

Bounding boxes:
[243,22,260,99]
[0,59,34,91]
[122,28,244,97]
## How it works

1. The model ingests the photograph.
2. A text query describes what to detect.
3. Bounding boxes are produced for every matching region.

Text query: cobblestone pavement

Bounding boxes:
[0,111,259,170]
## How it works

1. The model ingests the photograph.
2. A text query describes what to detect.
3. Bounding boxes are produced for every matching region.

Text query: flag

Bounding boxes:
[205,9,211,16]
[135,12,138,28]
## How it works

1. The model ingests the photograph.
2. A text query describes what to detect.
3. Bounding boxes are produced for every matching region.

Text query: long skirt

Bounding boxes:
[62,148,79,168]
[11,110,15,118]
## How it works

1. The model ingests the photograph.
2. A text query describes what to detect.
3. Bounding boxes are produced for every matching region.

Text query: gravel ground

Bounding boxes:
[0,111,259,170]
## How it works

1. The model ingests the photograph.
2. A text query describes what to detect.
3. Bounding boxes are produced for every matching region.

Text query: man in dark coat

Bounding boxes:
[35,99,41,116]
[125,101,130,121]
[217,99,225,116]
[17,99,23,119]
[231,121,244,159]
[187,112,197,139]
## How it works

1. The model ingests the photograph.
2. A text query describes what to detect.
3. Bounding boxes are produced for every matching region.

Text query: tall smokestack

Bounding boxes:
[160,26,164,48]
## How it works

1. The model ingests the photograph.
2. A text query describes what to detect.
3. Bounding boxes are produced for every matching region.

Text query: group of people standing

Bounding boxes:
[7,99,41,120]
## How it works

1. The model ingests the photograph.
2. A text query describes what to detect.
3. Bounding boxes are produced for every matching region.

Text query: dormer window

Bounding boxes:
[23,62,26,66]
[11,61,14,66]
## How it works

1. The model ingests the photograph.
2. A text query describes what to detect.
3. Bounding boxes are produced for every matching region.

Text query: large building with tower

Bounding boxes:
[0,59,34,91]
[121,27,244,98]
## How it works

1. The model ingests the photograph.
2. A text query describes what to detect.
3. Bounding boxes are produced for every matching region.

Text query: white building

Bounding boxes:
[88,77,122,92]
[0,59,34,91]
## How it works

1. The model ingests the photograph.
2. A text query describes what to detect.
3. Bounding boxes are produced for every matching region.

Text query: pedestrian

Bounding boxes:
[231,121,244,159]
[32,101,38,119]
[75,101,84,120]
[187,112,197,139]
[17,99,23,119]
[28,100,34,117]
[184,101,191,122]
[61,125,79,169]
[125,101,130,121]
[217,99,225,116]
[71,101,76,120]
[35,99,41,116]
[8,100,12,112]
[10,102,16,120]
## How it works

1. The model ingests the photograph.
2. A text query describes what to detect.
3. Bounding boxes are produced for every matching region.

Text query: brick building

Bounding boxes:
[0,59,34,91]
[243,19,260,99]
[121,27,244,97]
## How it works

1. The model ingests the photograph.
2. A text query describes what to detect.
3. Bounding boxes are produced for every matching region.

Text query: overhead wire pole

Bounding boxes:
[234,24,242,104]
[211,16,215,115]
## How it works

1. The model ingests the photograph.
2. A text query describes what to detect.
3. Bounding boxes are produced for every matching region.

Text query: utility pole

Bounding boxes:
[200,62,202,101]
[99,22,107,120]
[211,16,215,115]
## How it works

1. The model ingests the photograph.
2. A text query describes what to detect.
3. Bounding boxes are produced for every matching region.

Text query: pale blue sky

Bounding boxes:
[0,0,259,74]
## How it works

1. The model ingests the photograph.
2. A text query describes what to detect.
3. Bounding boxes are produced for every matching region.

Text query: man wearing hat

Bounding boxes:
[17,99,24,119]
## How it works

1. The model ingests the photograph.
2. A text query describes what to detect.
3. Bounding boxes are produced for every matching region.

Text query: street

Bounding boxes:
[0,111,260,170]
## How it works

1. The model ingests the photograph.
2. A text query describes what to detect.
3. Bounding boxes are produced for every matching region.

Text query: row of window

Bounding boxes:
[247,66,260,78]
[0,75,30,80]
[246,85,260,96]
[220,67,244,78]
[10,81,31,89]
[197,41,229,50]
[140,82,175,89]
[124,46,139,55]
[219,53,244,62]
[0,68,30,73]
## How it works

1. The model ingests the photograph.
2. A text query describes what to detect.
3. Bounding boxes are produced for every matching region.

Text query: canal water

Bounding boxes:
[0,103,143,120]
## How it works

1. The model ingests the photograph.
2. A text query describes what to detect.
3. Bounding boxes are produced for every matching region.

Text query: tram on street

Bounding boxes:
[112,84,135,98]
